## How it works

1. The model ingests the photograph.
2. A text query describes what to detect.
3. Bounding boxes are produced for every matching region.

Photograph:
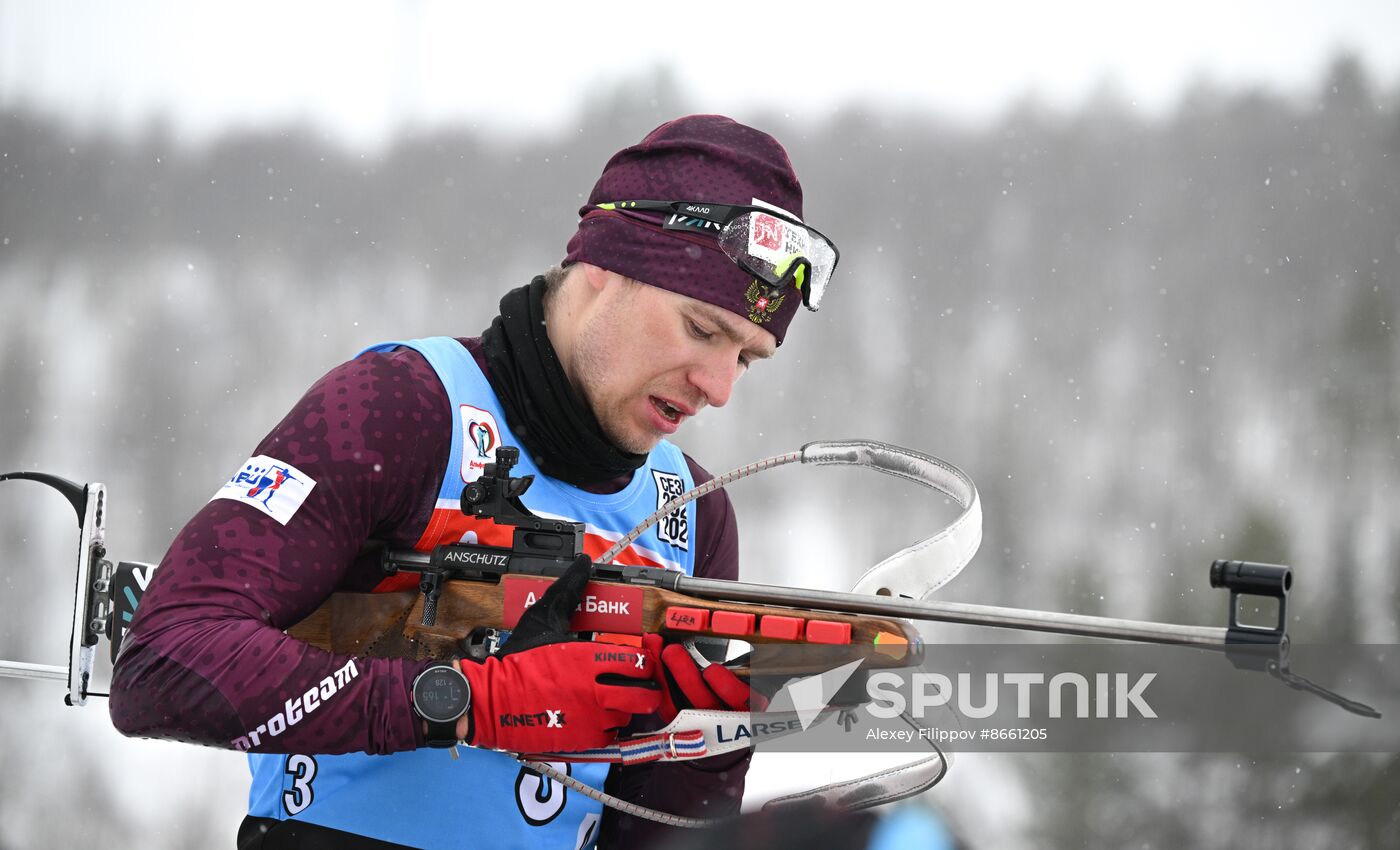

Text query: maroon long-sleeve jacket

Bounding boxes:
[110,338,748,848]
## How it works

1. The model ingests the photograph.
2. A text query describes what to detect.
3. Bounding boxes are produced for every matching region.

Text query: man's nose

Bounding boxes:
[689,352,740,409]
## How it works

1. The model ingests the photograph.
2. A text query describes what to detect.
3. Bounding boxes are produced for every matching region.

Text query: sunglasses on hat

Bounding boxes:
[596,200,840,311]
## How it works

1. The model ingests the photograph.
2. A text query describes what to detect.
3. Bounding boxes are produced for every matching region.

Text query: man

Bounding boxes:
[109,114,838,849]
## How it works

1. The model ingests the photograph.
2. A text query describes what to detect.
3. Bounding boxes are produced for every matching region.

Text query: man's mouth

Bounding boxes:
[651,396,687,425]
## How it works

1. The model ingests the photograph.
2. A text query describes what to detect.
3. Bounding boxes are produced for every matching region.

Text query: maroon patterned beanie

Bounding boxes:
[564,115,807,344]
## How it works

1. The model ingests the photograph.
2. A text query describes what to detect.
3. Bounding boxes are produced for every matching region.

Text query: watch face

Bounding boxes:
[415,668,469,723]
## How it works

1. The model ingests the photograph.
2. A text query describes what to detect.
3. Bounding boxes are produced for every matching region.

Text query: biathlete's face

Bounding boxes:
[567,269,778,454]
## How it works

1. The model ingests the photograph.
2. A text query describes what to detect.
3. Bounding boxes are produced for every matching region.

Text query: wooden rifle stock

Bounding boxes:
[286,577,923,674]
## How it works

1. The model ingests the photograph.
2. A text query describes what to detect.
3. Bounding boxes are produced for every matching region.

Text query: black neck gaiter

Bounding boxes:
[480,277,648,487]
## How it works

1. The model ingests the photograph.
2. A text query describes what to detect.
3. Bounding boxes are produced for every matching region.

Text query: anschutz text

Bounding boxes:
[441,550,509,567]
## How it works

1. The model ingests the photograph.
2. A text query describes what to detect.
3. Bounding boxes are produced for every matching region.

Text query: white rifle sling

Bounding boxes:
[759,711,948,813]
[600,439,981,599]
[561,439,979,826]
[798,440,981,598]
[518,708,946,828]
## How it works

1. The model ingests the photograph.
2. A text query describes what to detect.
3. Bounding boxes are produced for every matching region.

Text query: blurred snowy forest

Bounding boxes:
[1,56,1397,848]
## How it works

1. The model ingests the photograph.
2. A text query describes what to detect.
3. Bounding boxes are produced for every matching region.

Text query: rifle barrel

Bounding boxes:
[676,576,1233,648]
[385,547,1236,648]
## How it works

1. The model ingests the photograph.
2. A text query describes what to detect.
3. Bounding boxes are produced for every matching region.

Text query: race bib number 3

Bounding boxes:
[212,455,316,525]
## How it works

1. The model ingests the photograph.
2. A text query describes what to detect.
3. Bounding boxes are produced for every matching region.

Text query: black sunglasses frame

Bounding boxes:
[597,200,840,310]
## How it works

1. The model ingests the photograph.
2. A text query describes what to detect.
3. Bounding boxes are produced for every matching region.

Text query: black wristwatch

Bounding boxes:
[412,662,472,748]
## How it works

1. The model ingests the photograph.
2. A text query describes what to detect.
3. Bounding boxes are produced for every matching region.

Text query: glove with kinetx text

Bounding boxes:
[641,633,767,721]
[457,554,662,754]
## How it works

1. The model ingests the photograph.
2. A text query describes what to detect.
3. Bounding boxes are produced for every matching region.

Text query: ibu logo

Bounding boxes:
[239,464,298,506]
[212,455,316,526]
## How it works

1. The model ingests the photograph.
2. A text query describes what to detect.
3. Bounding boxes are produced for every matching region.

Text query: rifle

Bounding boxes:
[0,440,1380,825]
[279,445,1378,717]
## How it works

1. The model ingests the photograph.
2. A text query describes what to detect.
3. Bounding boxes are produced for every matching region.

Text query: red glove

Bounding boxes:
[455,553,662,753]
[642,634,766,722]
[460,641,660,753]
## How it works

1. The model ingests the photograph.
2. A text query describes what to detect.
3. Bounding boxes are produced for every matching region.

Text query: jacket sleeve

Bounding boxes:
[599,455,751,849]
[108,347,448,755]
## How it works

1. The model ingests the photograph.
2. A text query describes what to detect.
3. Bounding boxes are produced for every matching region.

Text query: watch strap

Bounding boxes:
[423,716,460,749]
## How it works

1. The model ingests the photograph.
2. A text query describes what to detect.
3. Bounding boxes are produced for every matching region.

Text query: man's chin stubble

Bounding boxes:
[606,422,659,455]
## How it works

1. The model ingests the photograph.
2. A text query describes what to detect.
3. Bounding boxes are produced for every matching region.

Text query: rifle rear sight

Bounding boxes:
[383,447,588,627]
